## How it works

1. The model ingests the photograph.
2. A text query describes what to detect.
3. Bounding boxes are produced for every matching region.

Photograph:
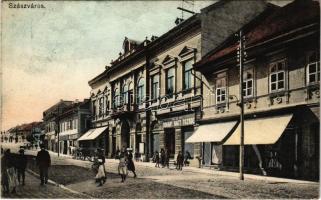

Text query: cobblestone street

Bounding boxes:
[1,144,319,199]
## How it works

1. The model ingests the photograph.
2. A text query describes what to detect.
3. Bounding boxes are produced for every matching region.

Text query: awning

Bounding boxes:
[224,114,293,145]
[186,121,238,143]
[77,127,107,141]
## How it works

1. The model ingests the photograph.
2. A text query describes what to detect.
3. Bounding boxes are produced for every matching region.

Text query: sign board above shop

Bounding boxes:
[161,114,195,128]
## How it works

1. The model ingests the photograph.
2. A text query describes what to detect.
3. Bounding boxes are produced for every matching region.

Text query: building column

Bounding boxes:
[175,128,182,158]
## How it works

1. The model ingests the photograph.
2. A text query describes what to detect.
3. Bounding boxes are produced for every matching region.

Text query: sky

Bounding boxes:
[1,0,292,131]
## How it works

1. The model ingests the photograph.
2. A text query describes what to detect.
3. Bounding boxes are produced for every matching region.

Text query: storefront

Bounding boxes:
[78,126,108,155]
[186,121,238,167]
[155,112,199,163]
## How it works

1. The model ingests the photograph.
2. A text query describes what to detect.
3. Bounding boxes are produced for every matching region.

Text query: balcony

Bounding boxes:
[110,103,137,117]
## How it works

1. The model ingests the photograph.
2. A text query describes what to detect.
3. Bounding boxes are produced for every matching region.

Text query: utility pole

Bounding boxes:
[237,30,245,181]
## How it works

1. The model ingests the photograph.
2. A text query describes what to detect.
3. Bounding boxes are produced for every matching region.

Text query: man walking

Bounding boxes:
[36,145,51,185]
[17,148,27,185]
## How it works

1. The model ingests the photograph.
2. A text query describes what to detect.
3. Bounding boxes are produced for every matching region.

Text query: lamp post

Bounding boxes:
[237,30,245,180]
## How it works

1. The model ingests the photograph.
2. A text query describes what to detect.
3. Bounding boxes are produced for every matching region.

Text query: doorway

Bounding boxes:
[121,120,130,149]
[165,128,175,158]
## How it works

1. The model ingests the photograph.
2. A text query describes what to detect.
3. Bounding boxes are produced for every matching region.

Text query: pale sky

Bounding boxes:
[1,0,292,131]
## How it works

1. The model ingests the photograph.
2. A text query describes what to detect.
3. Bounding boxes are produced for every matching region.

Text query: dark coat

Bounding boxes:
[177,154,184,165]
[17,154,28,170]
[36,149,51,168]
[127,152,135,171]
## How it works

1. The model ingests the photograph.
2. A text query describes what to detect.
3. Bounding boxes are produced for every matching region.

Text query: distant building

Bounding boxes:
[43,100,73,152]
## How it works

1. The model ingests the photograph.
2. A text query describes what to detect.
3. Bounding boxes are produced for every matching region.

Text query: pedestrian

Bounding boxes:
[164,149,170,168]
[17,148,27,185]
[95,149,106,186]
[118,149,128,183]
[36,144,51,185]
[184,151,192,166]
[126,149,137,178]
[176,151,184,170]
[154,151,160,168]
[35,144,38,150]
[160,148,165,168]
[1,149,10,194]
[3,149,18,194]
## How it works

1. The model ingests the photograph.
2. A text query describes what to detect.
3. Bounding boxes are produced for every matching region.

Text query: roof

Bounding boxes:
[195,0,320,68]
[16,122,43,132]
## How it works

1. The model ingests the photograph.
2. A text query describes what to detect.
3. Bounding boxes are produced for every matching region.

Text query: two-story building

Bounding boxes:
[58,99,91,155]
[191,0,319,180]
[87,0,270,164]
[43,100,73,152]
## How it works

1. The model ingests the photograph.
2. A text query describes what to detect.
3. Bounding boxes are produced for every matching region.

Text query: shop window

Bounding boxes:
[137,78,145,104]
[166,67,175,98]
[307,51,320,84]
[183,59,193,91]
[151,74,159,100]
[269,60,286,92]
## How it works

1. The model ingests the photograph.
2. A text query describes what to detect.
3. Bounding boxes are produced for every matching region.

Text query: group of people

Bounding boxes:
[153,148,170,168]
[1,148,27,194]
[1,145,51,194]
[91,147,137,186]
[153,149,192,170]
[117,148,137,183]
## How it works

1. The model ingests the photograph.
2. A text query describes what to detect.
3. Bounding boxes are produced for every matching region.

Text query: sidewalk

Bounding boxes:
[3,142,317,186]
[105,159,318,185]
[1,171,89,199]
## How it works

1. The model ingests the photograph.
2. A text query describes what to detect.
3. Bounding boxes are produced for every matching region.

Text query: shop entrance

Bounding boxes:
[182,127,194,158]
[164,128,175,158]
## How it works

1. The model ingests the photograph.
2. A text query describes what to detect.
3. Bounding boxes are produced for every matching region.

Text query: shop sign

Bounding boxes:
[59,135,69,141]
[69,134,78,140]
[162,114,195,128]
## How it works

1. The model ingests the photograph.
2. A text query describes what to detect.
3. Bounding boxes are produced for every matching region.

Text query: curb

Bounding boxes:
[27,169,93,199]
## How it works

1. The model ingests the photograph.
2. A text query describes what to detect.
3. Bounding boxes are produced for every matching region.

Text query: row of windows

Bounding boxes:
[109,58,195,108]
[60,119,78,132]
[214,52,320,104]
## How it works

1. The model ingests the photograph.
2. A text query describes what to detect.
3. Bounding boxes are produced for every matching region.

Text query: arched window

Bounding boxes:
[122,84,129,104]
[114,88,120,108]
[269,60,285,92]
[137,78,145,104]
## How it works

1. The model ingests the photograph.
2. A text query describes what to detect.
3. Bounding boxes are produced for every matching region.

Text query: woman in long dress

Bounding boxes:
[94,149,106,187]
[118,151,128,183]
[126,150,137,178]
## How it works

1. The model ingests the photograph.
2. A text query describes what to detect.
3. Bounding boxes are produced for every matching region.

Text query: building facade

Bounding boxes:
[87,0,270,166]
[193,0,320,180]
[58,99,91,155]
[43,100,73,152]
